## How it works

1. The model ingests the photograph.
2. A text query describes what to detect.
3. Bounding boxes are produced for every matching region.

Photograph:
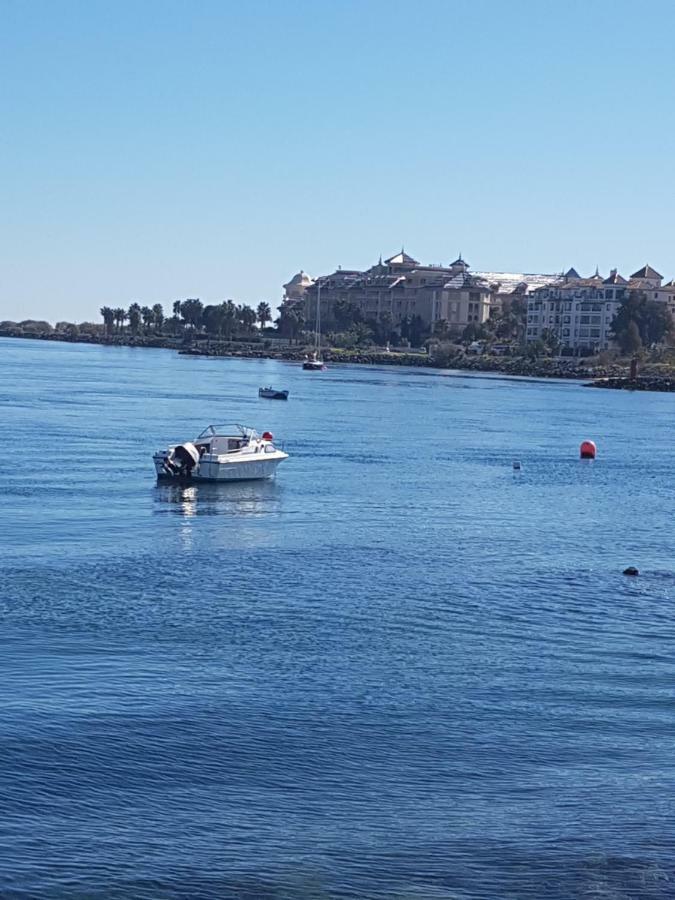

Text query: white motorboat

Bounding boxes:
[153,424,288,482]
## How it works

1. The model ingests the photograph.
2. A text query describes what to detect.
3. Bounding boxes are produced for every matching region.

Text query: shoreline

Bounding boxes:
[2,328,669,389]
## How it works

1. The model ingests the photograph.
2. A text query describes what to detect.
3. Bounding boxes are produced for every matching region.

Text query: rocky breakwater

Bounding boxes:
[586,374,675,392]
[431,353,634,382]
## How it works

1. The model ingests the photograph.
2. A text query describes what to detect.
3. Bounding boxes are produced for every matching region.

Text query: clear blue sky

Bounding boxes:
[2,0,675,322]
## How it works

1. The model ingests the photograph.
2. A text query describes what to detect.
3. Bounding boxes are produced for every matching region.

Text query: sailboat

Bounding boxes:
[303,280,326,370]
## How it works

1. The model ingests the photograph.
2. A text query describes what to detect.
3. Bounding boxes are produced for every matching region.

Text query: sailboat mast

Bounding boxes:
[316,281,321,351]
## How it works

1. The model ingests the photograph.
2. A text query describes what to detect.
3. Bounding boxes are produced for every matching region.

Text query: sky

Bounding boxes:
[2,0,675,323]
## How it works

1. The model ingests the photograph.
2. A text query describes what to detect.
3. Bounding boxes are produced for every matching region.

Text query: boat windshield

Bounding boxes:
[196,424,256,440]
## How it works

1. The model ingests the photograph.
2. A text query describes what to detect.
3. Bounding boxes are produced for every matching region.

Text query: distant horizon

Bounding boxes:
[3,0,675,322]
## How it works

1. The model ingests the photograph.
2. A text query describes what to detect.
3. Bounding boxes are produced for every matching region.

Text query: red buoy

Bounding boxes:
[580,440,596,459]
[262,431,273,441]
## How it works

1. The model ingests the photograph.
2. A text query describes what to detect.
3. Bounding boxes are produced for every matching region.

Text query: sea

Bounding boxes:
[1,336,675,899]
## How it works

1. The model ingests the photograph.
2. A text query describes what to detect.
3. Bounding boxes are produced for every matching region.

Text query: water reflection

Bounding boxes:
[153,480,282,518]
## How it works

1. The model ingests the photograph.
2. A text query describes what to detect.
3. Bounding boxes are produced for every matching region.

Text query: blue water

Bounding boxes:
[2,337,675,899]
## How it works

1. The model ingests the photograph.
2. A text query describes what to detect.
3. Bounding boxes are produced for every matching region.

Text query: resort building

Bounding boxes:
[294,251,493,335]
[526,264,665,354]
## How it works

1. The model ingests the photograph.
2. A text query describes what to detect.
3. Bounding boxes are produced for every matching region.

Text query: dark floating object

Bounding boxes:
[512,460,521,470]
[258,387,289,400]
[623,566,639,577]
[580,439,597,459]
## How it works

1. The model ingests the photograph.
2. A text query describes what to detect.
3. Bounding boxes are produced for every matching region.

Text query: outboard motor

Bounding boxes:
[164,442,200,478]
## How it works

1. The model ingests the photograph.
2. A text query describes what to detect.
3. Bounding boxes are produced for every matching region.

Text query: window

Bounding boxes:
[580,315,590,324]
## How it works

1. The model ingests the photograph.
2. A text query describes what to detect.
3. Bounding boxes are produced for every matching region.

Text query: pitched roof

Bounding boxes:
[564,267,581,279]
[603,270,627,285]
[449,254,469,268]
[443,273,481,290]
[631,264,662,279]
[385,250,419,266]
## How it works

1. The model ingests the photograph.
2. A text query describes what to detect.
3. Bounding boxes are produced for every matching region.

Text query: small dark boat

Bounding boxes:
[258,387,289,400]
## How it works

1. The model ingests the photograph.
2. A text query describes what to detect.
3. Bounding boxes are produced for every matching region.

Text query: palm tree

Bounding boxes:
[238,304,257,335]
[141,306,154,333]
[128,303,142,335]
[100,306,115,337]
[152,303,164,333]
[202,304,221,337]
[206,304,227,339]
[276,305,304,343]
[170,301,182,335]
[180,298,203,331]
[222,300,237,340]
[257,301,272,330]
[113,308,127,332]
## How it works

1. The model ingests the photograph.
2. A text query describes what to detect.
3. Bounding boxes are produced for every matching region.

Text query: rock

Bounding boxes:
[622,566,639,576]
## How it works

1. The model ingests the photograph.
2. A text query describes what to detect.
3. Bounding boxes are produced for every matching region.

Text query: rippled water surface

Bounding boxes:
[2,337,675,899]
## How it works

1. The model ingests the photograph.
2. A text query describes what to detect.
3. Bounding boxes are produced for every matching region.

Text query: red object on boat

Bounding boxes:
[580,440,596,459]
[262,431,273,441]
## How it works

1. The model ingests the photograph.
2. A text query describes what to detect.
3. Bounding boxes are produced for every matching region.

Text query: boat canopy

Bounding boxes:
[197,422,258,441]
[196,424,257,439]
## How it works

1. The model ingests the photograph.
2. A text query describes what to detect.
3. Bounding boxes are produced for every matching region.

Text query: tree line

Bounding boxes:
[98,299,274,339]
[3,288,672,357]
[0,294,530,350]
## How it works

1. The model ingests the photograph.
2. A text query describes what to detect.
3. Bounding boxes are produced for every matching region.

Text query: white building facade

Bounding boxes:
[526,265,664,354]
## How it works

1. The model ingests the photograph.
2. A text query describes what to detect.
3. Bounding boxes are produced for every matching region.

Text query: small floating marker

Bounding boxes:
[512,460,521,470]
[623,566,639,577]
[580,440,597,460]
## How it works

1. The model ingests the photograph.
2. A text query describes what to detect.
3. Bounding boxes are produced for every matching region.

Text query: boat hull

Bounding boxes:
[302,361,325,370]
[153,453,287,482]
[259,389,289,399]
